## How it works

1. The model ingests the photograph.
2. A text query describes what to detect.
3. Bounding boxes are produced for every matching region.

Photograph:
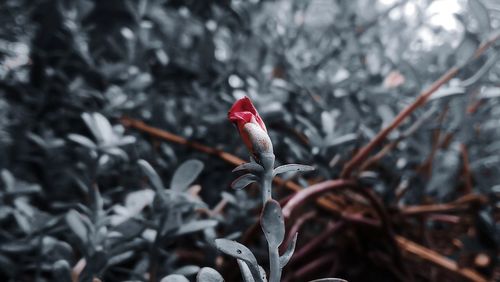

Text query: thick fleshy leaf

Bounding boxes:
[176,220,218,236]
[273,164,315,177]
[258,266,267,282]
[231,173,258,190]
[196,267,224,282]
[170,159,204,192]
[215,239,258,265]
[89,112,115,144]
[107,251,134,266]
[237,259,255,282]
[160,275,189,282]
[324,133,358,148]
[215,239,263,282]
[81,112,101,143]
[104,147,129,160]
[67,134,97,149]
[65,210,89,246]
[279,232,298,268]
[1,170,15,191]
[173,265,200,276]
[138,160,164,192]
[232,162,264,174]
[260,199,285,249]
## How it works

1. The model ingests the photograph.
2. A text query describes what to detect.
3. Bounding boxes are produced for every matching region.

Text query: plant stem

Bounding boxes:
[269,245,281,282]
[260,154,275,205]
[261,170,273,204]
[259,153,281,282]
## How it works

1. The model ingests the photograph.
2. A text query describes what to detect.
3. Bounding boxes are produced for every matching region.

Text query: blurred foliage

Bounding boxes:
[0,0,499,281]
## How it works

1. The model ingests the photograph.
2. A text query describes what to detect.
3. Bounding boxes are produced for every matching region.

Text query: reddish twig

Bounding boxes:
[396,235,487,282]
[121,117,244,166]
[401,204,470,216]
[359,106,438,173]
[400,194,486,216]
[282,180,357,218]
[426,214,461,224]
[342,212,381,227]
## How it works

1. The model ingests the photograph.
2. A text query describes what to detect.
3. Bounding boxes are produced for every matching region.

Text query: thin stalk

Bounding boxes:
[261,169,273,204]
[260,154,275,204]
[269,245,281,282]
[259,153,281,282]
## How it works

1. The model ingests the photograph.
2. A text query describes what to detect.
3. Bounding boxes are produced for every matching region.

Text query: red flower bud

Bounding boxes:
[228,97,273,158]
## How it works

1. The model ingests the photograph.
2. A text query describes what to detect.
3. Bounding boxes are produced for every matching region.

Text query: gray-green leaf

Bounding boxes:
[173,265,201,276]
[231,173,258,190]
[176,220,218,236]
[196,267,224,282]
[273,164,315,177]
[237,259,255,282]
[279,232,298,268]
[170,159,204,192]
[67,134,97,149]
[232,162,264,174]
[138,159,164,192]
[65,210,89,246]
[260,199,285,249]
[160,274,189,282]
[215,239,263,282]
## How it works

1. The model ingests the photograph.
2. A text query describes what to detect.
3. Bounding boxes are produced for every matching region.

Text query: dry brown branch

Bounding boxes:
[396,236,487,282]
[400,194,486,216]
